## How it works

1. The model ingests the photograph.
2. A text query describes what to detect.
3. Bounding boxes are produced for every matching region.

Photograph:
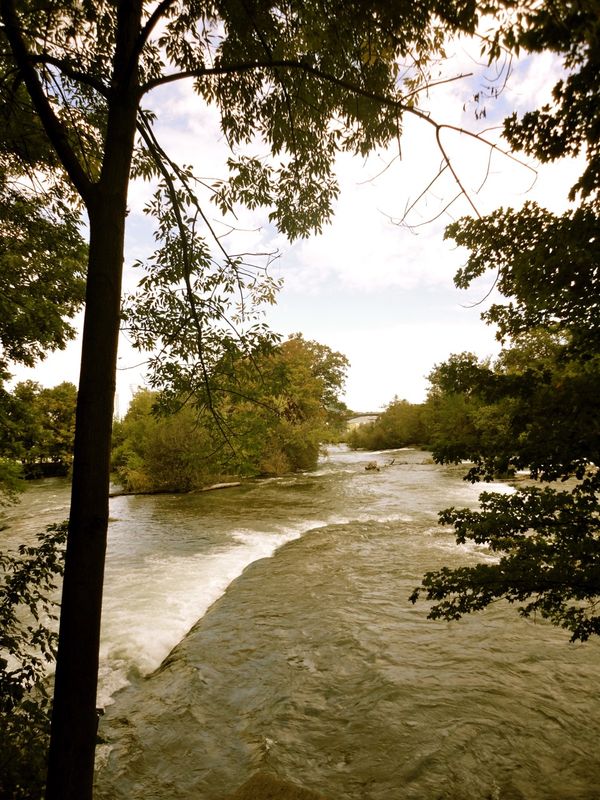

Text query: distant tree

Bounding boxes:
[423,353,483,464]
[219,333,349,473]
[0,382,77,478]
[347,397,427,451]
[113,335,348,491]
[1,381,45,470]
[112,390,215,492]
[0,457,21,513]
[35,383,78,474]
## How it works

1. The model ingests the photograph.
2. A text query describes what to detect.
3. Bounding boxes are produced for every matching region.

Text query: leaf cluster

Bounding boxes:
[0,522,66,797]
[111,334,348,491]
[1,522,67,711]
[499,1,600,205]
[123,176,283,417]
[413,1,600,638]
[426,342,600,482]
[0,180,86,371]
[447,202,600,352]
[412,475,600,642]
[4,0,486,235]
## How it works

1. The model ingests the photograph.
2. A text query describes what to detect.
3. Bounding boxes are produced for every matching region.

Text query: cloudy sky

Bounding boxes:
[14,37,579,414]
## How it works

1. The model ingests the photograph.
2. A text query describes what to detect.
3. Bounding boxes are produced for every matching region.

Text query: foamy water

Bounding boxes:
[4,448,497,712]
[9,451,600,799]
[94,451,600,800]
[98,517,341,704]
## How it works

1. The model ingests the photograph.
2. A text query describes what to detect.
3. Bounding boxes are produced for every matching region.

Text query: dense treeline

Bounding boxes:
[0,381,77,488]
[0,337,348,498]
[112,335,349,493]
[348,329,586,482]
[346,398,429,451]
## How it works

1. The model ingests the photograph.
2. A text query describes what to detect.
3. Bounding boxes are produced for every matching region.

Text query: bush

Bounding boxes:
[0,522,67,798]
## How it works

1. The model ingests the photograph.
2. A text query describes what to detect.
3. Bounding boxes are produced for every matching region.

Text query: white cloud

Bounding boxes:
[304,317,501,411]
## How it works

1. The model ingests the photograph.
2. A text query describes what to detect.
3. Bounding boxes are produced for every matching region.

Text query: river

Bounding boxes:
[4,446,600,799]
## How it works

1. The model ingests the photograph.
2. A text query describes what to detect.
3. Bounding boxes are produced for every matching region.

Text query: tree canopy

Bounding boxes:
[112,334,348,492]
[0,47,87,375]
[499,0,600,205]
[0,47,86,509]
[411,1,600,642]
[0,182,86,372]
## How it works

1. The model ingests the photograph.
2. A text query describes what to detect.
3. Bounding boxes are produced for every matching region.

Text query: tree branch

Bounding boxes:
[136,118,225,437]
[28,54,109,98]
[140,57,534,219]
[0,0,94,203]
[129,0,178,80]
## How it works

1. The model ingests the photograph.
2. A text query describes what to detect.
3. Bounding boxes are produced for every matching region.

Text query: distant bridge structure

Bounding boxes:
[346,414,380,429]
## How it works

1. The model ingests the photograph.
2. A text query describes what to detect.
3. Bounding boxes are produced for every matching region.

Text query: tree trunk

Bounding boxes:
[44,195,126,800]
[45,4,142,798]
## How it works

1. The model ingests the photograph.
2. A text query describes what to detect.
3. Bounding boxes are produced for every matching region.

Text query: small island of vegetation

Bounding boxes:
[111,334,349,493]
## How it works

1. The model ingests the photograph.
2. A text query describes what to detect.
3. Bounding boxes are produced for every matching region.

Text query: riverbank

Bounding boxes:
[109,480,242,498]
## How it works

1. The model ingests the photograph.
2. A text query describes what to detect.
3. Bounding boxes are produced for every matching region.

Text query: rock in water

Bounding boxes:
[364,462,380,472]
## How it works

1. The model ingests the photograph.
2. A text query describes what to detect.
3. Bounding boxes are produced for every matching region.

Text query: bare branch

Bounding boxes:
[435,124,481,218]
[390,162,450,226]
[460,270,501,309]
[436,121,536,176]
[399,191,463,231]
[357,153,401,185]
[399,71,473,102]
[136,117,257,449]
[137,115,245,277]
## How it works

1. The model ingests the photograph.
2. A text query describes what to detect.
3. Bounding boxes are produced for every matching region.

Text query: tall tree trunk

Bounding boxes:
[45,4,142,798]
[45,194,127,800]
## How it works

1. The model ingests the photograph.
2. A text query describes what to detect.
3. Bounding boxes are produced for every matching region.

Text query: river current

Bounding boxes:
[4,446,600,799]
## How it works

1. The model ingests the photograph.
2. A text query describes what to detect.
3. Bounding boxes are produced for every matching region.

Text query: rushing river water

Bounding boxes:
[4,446,600,799]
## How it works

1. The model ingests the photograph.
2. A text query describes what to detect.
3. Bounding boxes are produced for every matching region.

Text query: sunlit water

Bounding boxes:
[4,447,600,799]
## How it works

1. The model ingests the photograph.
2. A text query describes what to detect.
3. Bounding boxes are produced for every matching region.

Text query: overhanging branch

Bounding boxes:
[0,0,94,203]
[28,54,110,98]
[140,57,533,218]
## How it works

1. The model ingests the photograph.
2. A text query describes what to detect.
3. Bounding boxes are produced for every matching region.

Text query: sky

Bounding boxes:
[12,37,580,414]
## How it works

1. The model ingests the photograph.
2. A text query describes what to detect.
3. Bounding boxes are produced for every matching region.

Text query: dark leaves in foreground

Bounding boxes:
[410,475,600,642]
